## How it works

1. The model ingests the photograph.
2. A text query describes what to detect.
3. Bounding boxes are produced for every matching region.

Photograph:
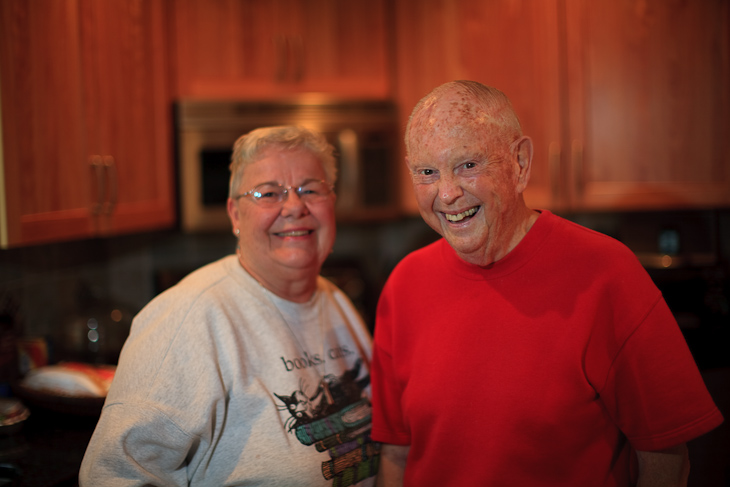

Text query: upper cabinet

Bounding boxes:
[563,0,730,210]
[394,0,730,214]
[170,0,392,99]
[0,0,175,248]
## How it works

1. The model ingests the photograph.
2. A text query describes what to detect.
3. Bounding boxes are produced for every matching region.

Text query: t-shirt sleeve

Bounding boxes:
[370,281,411,445]
[598,296,724,451]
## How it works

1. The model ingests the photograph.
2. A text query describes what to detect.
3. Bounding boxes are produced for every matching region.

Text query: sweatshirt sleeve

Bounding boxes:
[79,282,228,486]
[79,402,196,486]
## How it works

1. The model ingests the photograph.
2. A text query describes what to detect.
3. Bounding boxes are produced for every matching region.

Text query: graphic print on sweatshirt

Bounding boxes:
[275,358,380,486]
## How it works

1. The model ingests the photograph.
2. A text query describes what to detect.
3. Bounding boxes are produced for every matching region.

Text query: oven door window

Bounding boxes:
[200,148,233,206]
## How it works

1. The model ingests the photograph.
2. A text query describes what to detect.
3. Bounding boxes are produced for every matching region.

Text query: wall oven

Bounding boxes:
[175,97,401,233]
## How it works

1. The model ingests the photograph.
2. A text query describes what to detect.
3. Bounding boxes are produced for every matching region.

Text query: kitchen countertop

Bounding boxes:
[0,407,97,487]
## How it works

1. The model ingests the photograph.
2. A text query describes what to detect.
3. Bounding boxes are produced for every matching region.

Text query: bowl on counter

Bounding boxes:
[0,398,30,435]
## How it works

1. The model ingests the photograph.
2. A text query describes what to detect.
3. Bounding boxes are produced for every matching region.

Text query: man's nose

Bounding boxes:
[438,175,464,204]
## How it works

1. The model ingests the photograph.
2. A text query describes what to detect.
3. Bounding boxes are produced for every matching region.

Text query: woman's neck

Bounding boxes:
[236,252,318,303]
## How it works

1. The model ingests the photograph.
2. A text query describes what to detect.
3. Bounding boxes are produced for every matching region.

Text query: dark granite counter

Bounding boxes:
[0,408,96,487]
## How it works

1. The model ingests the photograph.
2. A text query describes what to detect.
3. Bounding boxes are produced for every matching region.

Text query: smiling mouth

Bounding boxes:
[275,230,312,237]
[444,207,479,223]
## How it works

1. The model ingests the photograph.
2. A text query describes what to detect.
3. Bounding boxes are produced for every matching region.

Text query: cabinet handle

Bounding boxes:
[572,139,584,199]
[290,35,304,82]
[548,141,561,203]
[102,155,118,215]
[336,129,359,210]
[274,35,287,82]
[89,155,105,215]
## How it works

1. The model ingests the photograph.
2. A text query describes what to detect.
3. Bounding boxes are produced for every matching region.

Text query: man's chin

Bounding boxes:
[441,233,493,264]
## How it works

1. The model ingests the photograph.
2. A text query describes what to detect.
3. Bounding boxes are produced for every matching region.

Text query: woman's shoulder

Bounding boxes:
[134,255,240,322]
[174,255,238,289]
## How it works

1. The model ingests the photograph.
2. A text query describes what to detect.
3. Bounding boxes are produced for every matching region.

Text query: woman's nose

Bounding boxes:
[281,188,309,217]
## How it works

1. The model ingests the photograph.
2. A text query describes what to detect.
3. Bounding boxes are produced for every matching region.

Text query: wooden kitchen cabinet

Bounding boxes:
[170,0,392,99]
[0,0,175,248]
[563,0,730,210]
[394,0,730,214]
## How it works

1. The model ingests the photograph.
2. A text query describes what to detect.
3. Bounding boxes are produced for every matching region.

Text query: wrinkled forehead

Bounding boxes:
[410,93,505,142]
[409,96,500,157]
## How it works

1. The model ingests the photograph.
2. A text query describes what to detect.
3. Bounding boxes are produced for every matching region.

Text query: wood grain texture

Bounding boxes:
[0,0,175,247]
[170,0,391,98]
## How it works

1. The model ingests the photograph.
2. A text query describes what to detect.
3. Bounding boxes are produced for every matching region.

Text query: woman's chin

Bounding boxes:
[273,250,325,272]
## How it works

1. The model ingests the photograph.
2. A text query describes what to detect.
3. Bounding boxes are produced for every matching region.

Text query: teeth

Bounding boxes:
[278,230,310,237]
[445,207,477,222]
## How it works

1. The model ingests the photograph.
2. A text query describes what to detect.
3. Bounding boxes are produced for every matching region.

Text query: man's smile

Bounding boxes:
[443,206,479,223]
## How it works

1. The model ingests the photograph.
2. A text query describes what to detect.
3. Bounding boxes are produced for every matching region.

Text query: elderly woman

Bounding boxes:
[80,126,379,486]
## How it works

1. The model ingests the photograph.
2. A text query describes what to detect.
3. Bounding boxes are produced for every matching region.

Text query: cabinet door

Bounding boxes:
[81,0,175,235]
[171,0,280,97]
[171,0,390,98]
[0,0,94,248]
[564,0,730,209]
[393,0,564,214]
[294,0,390,96]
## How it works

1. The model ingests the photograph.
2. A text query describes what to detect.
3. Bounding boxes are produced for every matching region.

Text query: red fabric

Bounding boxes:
[371,211,723,486]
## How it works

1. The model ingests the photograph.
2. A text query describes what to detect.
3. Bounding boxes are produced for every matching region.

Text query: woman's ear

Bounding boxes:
[227,197,241,236]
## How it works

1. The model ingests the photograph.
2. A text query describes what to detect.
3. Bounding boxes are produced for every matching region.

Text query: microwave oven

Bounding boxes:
[175,98,401,233]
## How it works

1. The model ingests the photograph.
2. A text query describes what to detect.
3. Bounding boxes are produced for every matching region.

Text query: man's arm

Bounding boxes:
[377,444,410,487]
[636,443,690,487]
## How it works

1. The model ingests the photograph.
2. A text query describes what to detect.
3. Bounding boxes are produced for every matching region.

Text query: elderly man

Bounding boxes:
[370,81,722,486]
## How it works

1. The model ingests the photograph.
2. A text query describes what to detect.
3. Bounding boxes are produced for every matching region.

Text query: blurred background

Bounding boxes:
[0,1,728,485]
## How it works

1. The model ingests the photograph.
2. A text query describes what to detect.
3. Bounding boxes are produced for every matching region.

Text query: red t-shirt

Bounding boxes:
[371,211,722,486]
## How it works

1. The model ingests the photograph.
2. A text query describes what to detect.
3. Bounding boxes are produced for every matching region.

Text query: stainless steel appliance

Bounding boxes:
[175,97,401,233]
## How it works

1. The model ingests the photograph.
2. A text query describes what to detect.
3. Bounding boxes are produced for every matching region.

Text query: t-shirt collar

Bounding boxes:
[440,209,554,280]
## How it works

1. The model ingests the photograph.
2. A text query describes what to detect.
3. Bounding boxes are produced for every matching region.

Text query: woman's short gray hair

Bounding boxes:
[229,125,337,198]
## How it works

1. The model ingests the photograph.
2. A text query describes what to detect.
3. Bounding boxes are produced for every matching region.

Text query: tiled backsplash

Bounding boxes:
[1,209,728,364]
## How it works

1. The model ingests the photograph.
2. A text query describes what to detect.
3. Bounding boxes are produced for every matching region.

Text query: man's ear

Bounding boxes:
[514,136,533,193]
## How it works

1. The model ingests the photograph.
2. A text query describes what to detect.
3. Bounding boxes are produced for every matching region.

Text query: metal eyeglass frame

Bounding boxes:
[233,180,334,206]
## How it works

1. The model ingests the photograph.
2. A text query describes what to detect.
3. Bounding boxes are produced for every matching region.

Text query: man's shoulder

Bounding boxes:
[546,215,645,278]
[556,217,634,255]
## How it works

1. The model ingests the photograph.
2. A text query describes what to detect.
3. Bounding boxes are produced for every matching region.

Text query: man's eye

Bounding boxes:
[464,162,476,169]
[255,191,279,199]
[415,169,436,178]
[411,167,438,184]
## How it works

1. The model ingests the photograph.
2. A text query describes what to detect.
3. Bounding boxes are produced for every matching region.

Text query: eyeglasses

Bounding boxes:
[234,180,334,207]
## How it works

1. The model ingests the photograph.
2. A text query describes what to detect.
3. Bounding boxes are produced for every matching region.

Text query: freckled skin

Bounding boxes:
[405,83,538,266]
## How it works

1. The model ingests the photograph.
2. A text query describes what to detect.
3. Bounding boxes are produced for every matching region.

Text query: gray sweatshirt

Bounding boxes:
[79,255,378,486]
